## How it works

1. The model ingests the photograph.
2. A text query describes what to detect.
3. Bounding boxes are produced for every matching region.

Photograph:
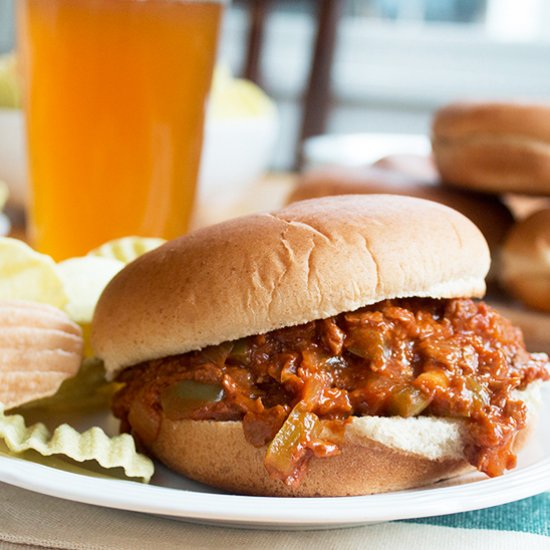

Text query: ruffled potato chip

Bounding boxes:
[0,405,154,482]
[56,256,124,324]
[0,300,83,410]
[0,238,67,309]
[0,240,153,483]
[88,236,166,264]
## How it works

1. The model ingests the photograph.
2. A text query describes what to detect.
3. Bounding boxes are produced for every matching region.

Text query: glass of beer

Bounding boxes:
[17,0,224,260]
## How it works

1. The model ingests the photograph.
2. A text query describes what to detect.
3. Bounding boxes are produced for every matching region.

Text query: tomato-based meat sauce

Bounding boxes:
[113,298,549,486]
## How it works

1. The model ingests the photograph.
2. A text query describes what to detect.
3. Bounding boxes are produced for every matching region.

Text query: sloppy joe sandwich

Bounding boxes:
[91,195,549,496]
[432,101,550,195]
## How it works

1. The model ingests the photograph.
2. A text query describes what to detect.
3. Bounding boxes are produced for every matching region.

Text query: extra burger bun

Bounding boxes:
[92,195,490,379]
[501,208,550,311]
[0,300,83,409]
[287,166,513,255]
[432,101,550,195]
[148,383,540,497]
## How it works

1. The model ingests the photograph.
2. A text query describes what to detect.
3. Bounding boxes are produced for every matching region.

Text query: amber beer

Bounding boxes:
[18,0,223,260]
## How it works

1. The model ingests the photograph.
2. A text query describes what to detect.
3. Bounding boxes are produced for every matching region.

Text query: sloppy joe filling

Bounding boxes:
[113,298,549,486]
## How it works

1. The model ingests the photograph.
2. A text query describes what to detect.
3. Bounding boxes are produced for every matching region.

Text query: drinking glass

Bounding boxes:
[17,0,224,260]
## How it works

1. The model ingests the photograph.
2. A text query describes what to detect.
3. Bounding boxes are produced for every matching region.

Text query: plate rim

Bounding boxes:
[0,445,548,527]
[0,385,548,528]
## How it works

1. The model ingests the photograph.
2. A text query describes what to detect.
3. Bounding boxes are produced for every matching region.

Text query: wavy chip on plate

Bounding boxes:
[0,238,67,308]
[56,256,125,325]
[0,300,82,409]
[0,405,154,482]
[0,240,156,482]
[88,236,166,265]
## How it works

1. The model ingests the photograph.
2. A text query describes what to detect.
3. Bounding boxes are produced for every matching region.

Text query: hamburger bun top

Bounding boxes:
[432,101,550,142]
[500,208,550,312]
[91,195,490,378]
[432,102,550,196]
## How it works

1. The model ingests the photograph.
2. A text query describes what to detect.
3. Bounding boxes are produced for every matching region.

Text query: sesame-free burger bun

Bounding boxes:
[501,208,550,311]
[432,101,550,195]
[153,414,472,496]
[92,195,490,379]
[148,384,539,497]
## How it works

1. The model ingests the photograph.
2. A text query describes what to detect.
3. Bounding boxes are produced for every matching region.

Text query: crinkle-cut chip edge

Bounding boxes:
[88,237,166,264]
[0,404,154,482]
[0,305,82,336]
[0,299,69,317]
[0,326,83,352]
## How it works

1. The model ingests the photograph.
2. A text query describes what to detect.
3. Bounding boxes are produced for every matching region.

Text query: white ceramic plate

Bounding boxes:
[0,385,548,530]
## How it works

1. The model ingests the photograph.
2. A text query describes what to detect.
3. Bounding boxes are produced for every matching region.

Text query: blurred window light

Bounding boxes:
[486,0,547,41]
[229,0,550,169]
[236,0,550,42]
[235,0,487,24]
[368,0,486,23]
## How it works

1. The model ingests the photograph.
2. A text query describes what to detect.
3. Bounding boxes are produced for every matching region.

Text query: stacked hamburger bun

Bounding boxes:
[431,101,550,313]
[432,102,550,195]
[500,208,550,311]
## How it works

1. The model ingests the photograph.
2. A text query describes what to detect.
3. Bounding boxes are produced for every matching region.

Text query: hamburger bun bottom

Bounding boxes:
[140,384,541,497]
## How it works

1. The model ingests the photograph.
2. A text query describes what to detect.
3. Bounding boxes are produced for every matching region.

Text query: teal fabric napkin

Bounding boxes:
[405,492,549,536]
